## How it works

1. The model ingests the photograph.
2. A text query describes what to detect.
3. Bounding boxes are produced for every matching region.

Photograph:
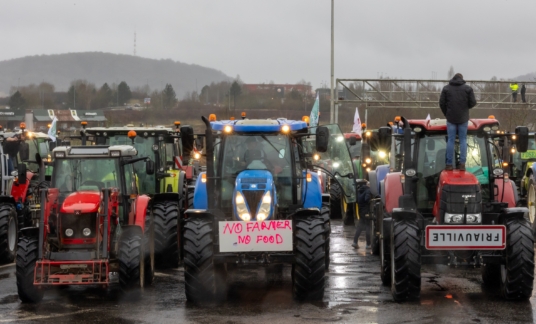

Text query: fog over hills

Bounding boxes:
[0,52,232,97]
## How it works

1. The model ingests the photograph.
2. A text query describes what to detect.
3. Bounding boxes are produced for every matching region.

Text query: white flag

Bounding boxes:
[426,114,431,121]
[352,108,362,136]
[309,93,320,127]
[48,116,58,142]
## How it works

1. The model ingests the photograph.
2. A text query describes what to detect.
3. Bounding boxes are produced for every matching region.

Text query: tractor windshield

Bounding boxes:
[416,134,490,209]
[52,158,121,193]
[512,137,536,180]
[310,125,357,204]
[109,135,156,194]
[219,134,293,208]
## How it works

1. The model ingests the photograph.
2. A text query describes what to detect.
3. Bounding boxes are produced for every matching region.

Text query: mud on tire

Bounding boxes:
[153,201,180,268]
[118,227,144,293]
[0,204,18,264]
[500,218,534,300]
[292,215,326,301]
[391,219,421,301]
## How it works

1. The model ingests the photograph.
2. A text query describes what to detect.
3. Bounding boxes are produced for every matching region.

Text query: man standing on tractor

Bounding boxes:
[3,132,26,174]
[439,73,477,171]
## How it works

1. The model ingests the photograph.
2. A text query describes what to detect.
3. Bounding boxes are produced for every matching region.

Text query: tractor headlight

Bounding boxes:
[257,191,272,221]
[378,151,387,159]
[444,213,481,224]
[235,191,250,221]
[333,162,340,168]
[194,152,201,159]
[365,158,372,164]
[82,228,91,237]
[65,228,74,237]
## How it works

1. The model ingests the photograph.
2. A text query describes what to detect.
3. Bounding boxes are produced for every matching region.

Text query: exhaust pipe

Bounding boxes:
[201,116,216,210]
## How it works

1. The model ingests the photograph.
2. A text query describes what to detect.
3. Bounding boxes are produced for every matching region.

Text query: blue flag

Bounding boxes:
[309,93,320,127]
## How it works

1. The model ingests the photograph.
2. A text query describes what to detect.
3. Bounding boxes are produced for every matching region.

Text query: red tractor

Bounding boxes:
[16,142,155,302]
[375,116,534,301]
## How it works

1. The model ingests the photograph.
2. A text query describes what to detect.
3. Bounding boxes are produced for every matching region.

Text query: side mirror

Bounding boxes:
[19,141,29,161]
[348,136,357,146]
[515,126,529,153]
[180,126,195,155]
[315,126,329,153]
[146,160,155,175]
[17,163,27,184]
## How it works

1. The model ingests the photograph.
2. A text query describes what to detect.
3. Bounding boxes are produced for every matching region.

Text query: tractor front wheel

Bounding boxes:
[391,219,421,301]
[16,237,43,303]
[500,218,534,300]
[370,214,380,256]
[329,181,342,219]
[0,204,17,263]
[118,227,144,293]
[321,203,331,271]
[292,215,326,301]
[153,201,180,268]
[527,178,536,237]
[183,218,226,302]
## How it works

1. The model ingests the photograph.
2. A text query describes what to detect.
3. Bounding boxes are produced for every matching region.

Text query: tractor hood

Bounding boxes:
[233,170,276,221]
[60,191,101,214]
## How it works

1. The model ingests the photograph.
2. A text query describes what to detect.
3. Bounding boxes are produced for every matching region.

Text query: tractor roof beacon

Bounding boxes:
[83,124,197,268]
[374,116,534,301]
[182,116,357,302]
[15,144,155,303]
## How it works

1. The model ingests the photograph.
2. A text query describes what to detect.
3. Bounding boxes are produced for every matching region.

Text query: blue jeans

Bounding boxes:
[446,121,468,166]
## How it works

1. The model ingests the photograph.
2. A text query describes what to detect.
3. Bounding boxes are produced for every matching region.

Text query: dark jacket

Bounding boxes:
[521,85,526,95]
[439,75,477,124]
[2,135,21,157]
[357,184,372,217]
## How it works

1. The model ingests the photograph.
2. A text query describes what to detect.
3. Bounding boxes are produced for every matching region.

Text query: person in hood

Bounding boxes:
[352,180,372,249]
[521,84,527,103]
[439,73,477,171]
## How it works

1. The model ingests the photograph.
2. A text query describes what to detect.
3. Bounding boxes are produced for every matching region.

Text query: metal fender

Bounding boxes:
[133,195,151,231]
[161,169,180,193]
[303,172,322,209]
[495,178,517,207]
[181,165,194,180]
[193,172,207,209]
[368,171,378,196]
[375,165,390,195]
[11,171,34,203]
[384,172,403,214]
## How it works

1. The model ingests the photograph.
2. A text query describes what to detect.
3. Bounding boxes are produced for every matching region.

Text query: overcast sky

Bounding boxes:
[2,1,535,88]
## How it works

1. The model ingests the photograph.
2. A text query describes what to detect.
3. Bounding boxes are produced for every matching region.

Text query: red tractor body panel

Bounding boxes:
[344,133,362,140]
[384,172,403,214]
[432,170,480,221]
[11,171,34,203]
[407,118,499,132]
[494,179,517,208]
[130,194,150,231]
[60,191,101,213]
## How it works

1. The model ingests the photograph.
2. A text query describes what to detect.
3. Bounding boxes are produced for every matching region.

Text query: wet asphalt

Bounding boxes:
[0,220,534,324]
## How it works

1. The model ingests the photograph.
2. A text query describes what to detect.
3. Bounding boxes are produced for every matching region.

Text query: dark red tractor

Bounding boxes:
[16,142,155,302]
[375,116,534,301]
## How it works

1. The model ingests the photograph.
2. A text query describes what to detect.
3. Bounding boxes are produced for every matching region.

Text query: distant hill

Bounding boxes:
[514,72,536,82]
[0,52,232,97]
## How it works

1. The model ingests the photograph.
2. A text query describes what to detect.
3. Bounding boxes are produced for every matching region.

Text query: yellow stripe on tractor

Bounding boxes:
[161,169,180,193]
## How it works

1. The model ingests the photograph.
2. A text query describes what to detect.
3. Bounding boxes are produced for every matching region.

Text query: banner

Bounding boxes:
[352,108,362,136]
[48,117,58,142]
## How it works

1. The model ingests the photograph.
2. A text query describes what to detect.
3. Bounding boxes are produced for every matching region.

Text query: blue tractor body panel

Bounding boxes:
[303,172,322,209]
[193,172,208,209]
[375,164,390,195]
[233,170,276,221]
[211,119,307,132]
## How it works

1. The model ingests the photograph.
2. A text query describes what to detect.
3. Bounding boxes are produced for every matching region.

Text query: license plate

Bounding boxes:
[218,220,293,252]
[425,225,506,250]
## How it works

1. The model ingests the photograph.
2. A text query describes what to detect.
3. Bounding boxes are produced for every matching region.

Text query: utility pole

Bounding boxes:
[330,0,335,124]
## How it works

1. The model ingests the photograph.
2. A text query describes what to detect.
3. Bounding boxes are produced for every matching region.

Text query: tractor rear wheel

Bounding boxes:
[391,219,421,301]
[144,212,155,286]
[0,204,17,263]
[370,213,380,256]
[184,218,226,302]
[321,203,331,271]
[527,178,536,237]
[329,181,342,219]
[16,237,43,303]
[118,227,144,293]
[380,223,391,286]
[292,215,326,301]
[500,218,534,300]
[153,201,180,268]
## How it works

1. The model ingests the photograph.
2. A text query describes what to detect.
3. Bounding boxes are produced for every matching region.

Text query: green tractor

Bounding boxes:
[83,123,197,268]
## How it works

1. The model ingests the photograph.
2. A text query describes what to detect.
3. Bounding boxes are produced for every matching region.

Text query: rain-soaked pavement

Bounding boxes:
[0,220,535,323]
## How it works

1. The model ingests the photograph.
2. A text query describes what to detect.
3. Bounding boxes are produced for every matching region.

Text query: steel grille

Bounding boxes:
[241,178,267,184]
[60,213,97,239]
[242,190,265,217]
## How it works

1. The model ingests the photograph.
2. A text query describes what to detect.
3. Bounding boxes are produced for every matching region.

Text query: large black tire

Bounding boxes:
[391,219,421,301]
[370,204,380,256]
[321,203,331,271]
[183,218,226,302]
[500,218,534,300]
[118,227,144,293]
[0,204,17,263]
[329,181,342,219]
[144,213,155,286]
[153,201,179,268]
[292,216,326,301]
[16,237,44,303]
[527,178,536,238]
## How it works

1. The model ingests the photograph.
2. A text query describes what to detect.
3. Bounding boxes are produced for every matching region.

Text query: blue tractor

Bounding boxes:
[182,116,357,302]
